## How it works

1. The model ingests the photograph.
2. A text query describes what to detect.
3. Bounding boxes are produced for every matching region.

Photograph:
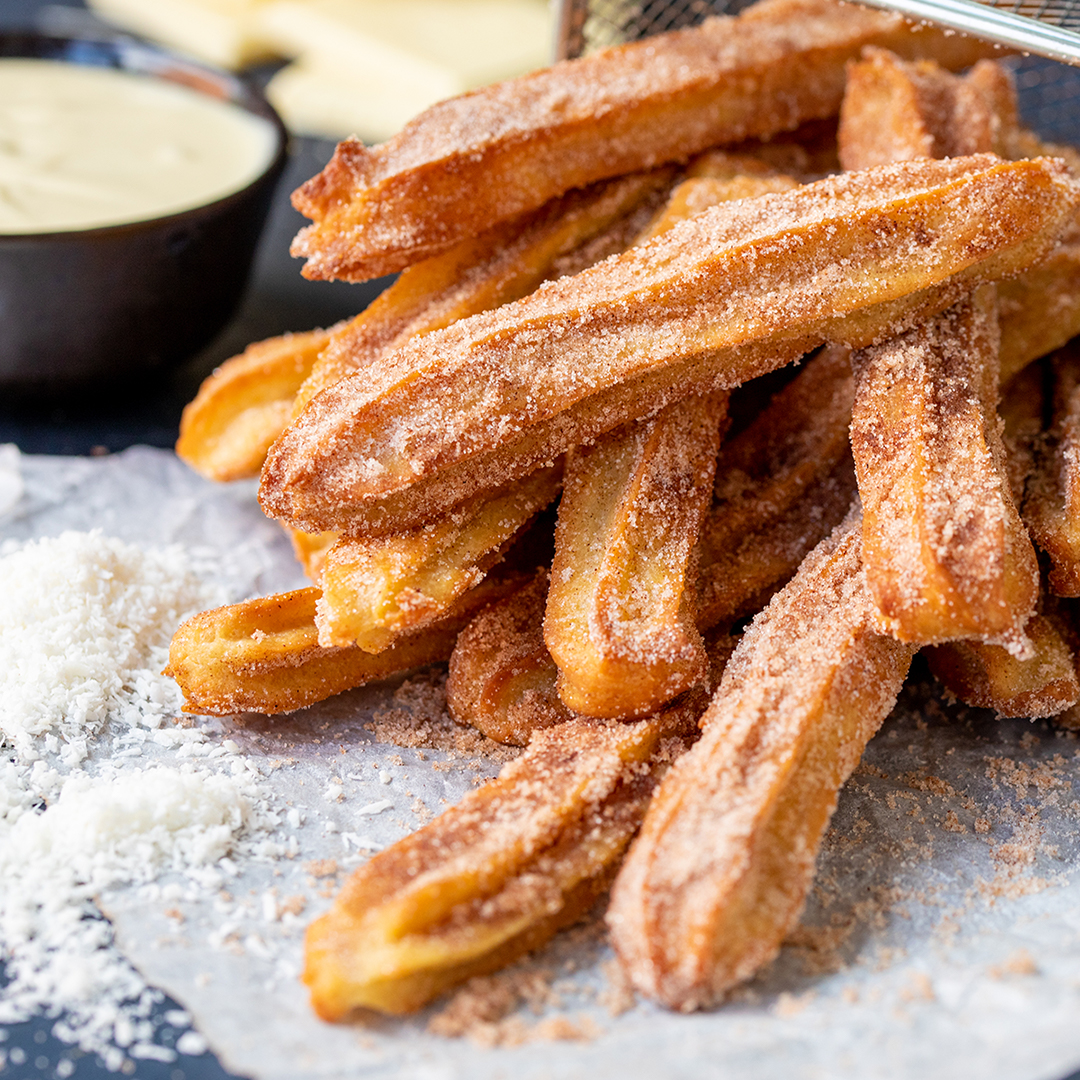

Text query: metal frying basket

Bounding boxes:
[554,0,1080,145]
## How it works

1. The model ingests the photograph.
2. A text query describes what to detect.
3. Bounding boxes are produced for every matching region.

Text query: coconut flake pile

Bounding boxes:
[0,530,277,1071]
[0,530,220,763]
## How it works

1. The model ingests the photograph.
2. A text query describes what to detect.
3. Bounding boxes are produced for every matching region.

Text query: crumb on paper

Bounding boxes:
[989,949,1039,978]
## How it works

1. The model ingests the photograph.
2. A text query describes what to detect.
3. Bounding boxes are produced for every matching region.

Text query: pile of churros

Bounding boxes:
[167,0,1080,1020]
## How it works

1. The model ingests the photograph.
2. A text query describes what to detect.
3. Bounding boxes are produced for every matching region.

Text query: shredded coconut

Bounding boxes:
[0,530,276,1070]
[0,530,220,762]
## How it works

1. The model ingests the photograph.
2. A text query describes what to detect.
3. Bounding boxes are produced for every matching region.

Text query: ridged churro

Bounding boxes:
[177,326,340,482]
[316,464,561,652]
[297,169,677,412]
[263,156,1080,537]
[839,47,1080,382]
[607,514,915,1011]
[446,570,571,746]
[1023,342,1080,596]
[545,394,725,719]
[291,0,996,282]
[304,701,704,1018]
[925,613,1080,719]
[838,51,1014,172]
[166,575,522,717]
[851,287,1039,647]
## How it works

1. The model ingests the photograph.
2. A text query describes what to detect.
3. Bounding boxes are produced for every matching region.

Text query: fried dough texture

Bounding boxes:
[839,47,1080,381]
[303,699,705,1018]
[296,169,677,413]
[606,514,915,1011]
[852,287,1039,647]
[925,613,1080,719]
[838,51,1016,172]
[693,343,857,629]
[176,327,339,482]
[316,464,562,652]
[262,156,1080,538]
[165,575,521,717]
[290,0,997,283]
[447,570,571,746]
[545,394,725,720]
[1023,342,1080,596]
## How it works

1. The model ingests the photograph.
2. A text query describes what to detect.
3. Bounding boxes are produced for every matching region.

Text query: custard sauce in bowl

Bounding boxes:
[0,35,287,398]
[0,59,278,234]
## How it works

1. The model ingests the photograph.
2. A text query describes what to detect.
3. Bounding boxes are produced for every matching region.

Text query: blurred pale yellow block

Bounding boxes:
[88,0,278,69]
[266,58,438,142]
[260,0,553,141]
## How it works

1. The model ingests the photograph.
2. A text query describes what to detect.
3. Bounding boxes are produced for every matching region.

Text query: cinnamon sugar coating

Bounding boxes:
[176,325,340,483]
[165,575,523,717]
[1023,342,1080,595]
[838,51,1014,172]
[693,343,857,628]
[607,514,915,1010]
[290,0,998,283]
[316,464,561,652]
[925,612,1080,719]
[447,570,572,746]
[262,156,1079,537]
[296,169,677,414]
[303,700,704,1018]
[546,393,725,720]
[838,48,1080,383]
[852,288,1038,647]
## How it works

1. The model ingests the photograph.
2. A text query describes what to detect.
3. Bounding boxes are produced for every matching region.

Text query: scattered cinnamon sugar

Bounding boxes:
[365,674,520,764]
[773,990,815,1018]
[898,970,935,1003]
[988,948,1039,978]
[304,859,338,879]
[598,958,636,1017]
[427,965,601,1047]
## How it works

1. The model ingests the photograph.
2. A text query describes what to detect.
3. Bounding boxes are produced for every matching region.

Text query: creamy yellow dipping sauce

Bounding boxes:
[0,59,278,234]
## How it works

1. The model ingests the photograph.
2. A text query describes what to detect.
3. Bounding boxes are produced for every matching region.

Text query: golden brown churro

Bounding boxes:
[1023,342,1080,596]
[838,51,1014,172]
[925,613,1080,719]
[303,699,706,1018]
[290,0,996,283]
[262,156,1079,538]
[851,287,1038,647]
[446,570,571,746]
[296,169,677,412]
[607,514,915,1011]
[176,326,339,482]
[545,394,725,720]
[316,464,562,652]
[166,575,522,717]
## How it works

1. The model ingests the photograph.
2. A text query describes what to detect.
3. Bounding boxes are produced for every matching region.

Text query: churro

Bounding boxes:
[545,394,725,719]
[290,0,996,282]
[262,155,1079,537]
[177,326,339,482]
[316,464,561,652]
[166,574,522,717]
[447,570,569,746]
[607,513,915,1011]
[925,613,1080,719]
[297,169,677,412]
[851,287,1038,647]
[838,51,1014,172]
[1023,341,1080,596]
[303,700,704,1018]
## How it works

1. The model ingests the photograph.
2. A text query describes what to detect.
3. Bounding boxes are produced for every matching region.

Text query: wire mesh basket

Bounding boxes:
[555,0,1080,145]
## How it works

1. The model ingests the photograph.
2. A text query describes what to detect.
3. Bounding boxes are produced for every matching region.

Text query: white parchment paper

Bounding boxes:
[6,446,1080,1080]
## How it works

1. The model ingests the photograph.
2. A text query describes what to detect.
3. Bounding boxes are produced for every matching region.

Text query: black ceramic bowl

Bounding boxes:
[0,33,288,399]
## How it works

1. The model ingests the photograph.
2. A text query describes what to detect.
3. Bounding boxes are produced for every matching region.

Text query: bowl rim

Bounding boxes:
[0,29,290,242]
